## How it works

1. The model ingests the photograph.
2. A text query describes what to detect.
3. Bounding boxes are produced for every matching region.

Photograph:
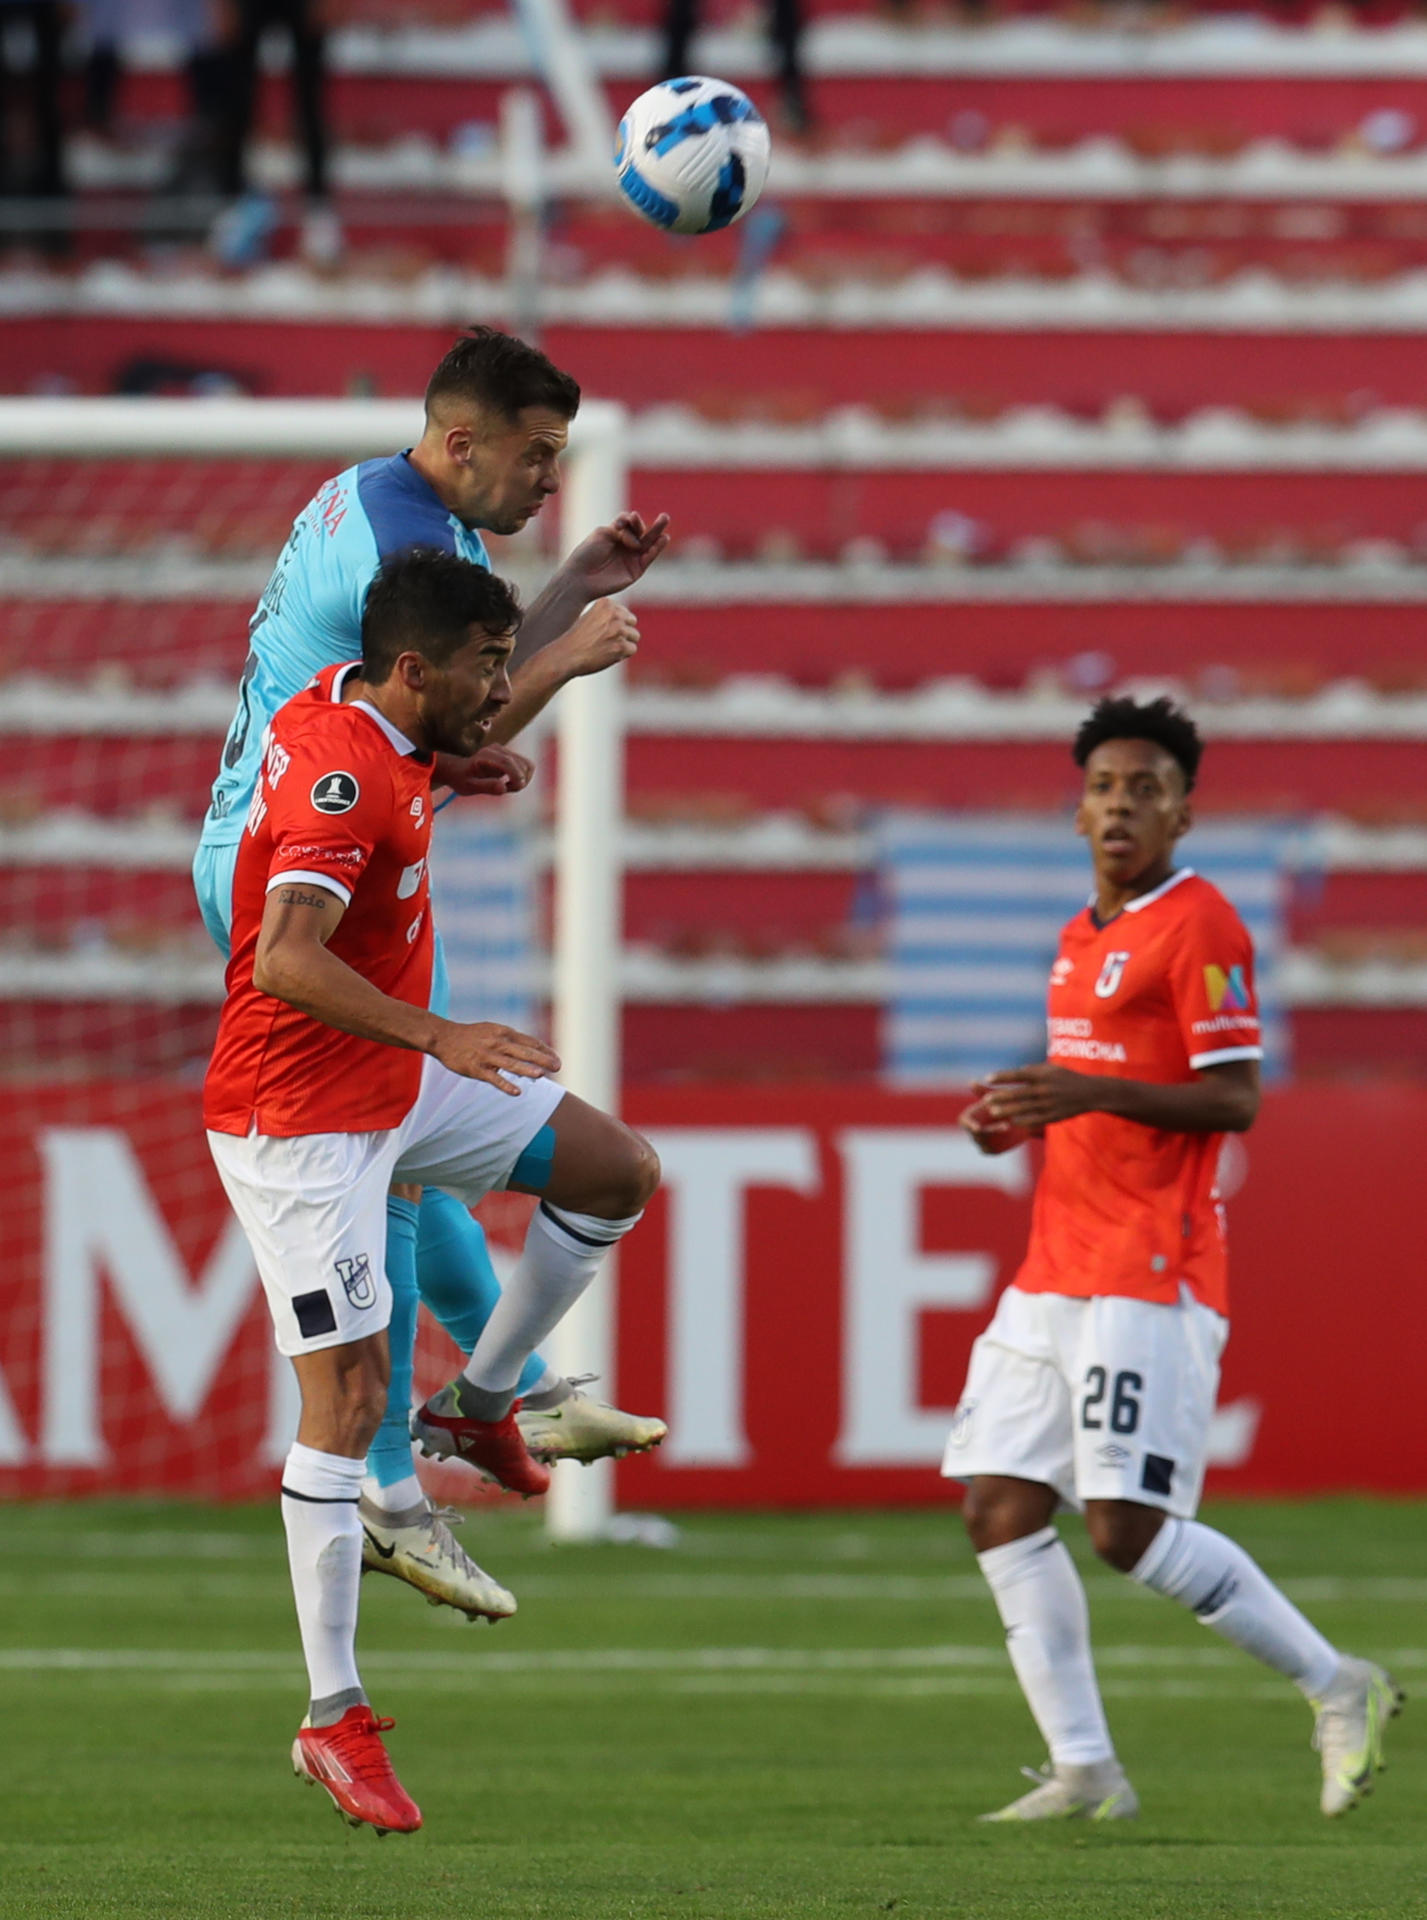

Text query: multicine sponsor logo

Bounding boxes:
[1204,963,1251,1013]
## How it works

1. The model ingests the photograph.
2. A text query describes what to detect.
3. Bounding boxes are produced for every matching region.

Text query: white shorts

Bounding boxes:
[941,1284,1229,1519]
[209,1058,566,1357]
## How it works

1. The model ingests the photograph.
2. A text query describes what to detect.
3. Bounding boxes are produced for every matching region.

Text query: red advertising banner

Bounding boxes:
[0,1078,1420,1503]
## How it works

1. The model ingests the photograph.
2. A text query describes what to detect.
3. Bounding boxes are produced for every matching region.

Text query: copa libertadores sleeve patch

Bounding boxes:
[310,771,360,814]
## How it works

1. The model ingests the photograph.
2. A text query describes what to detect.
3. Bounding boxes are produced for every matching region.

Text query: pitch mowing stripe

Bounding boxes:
[3,1646,1423,1674]
[3,1569,1427,1604]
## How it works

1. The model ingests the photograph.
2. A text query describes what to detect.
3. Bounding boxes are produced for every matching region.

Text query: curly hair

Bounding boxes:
[1072,694,1203,791]
[362,548,521,680]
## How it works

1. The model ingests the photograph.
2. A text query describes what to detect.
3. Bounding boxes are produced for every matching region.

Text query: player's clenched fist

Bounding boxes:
[555,599,641,679]
[433,1021,561,1093]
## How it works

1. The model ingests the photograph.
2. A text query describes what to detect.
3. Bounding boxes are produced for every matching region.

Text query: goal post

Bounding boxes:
[546,404,627,1542]
[0,394,629,1538]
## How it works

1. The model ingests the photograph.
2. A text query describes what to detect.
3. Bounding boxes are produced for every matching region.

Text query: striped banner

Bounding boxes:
[429,801,538,1035]
[878,813,1292,1087]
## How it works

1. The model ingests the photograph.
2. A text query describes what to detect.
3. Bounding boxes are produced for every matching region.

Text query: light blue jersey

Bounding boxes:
[198,450,490,850]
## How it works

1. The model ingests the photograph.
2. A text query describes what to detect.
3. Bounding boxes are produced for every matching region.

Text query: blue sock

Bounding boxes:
[366,1195,421,1491]
[416,1187,547,1398]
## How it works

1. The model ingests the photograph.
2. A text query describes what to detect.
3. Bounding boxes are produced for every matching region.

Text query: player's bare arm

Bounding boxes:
[484,601,641,746]
[432,602,640,774]
[253,883,560,1092]
[509,512,670,670]
[979,1058,1260,1133]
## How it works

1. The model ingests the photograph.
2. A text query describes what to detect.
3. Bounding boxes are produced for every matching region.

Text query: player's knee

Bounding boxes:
[582,1124,660,1217]
[1085,1501,1163,1574]
[961,1478,1027,1554]
[622,1131,661,1213]
[960,1481,999,1553]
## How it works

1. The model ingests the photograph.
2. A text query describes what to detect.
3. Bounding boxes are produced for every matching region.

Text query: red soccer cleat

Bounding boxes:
[291,1705,423,1835]
[410,1384,552,1497]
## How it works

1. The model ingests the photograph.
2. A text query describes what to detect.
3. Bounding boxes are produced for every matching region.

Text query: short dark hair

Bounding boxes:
[362,549,521,681]
[1072,694,1203,791]
[424,327,580,424]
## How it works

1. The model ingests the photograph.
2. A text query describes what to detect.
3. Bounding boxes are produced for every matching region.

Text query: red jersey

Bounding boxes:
[1013,868,1262,1317]
[204,662,435,1138]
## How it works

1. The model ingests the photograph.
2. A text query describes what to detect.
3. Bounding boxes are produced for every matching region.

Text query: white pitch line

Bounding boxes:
[3,1568,1427,1605]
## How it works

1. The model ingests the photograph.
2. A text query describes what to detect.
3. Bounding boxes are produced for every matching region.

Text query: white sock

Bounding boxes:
[977,1526,1116,1767]
[520,1364,566,1404]
[460,1203,642,1407]
[359,1472,425,1518]
[1132,1516,1341,1698]
[281,1441,367,1722]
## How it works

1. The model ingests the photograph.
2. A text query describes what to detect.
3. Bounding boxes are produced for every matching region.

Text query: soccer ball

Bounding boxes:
[614,77,772,235]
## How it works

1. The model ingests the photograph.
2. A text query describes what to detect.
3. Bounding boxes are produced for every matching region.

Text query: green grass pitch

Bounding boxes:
[0,1497,1422,1920]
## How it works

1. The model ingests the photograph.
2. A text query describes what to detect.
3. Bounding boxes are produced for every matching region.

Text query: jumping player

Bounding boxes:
[193,329,669,1618]
[205,551,659,1833]
[946,695,1401,1823]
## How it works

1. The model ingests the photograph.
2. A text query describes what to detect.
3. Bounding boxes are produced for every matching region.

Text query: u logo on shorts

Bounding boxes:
[335,1255,377,1310]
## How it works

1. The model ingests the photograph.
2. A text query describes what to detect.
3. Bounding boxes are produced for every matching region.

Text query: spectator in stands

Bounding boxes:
[0,0,67,222]
[662,0,808,135]
[79,0,228,193]
[213,0,340,267]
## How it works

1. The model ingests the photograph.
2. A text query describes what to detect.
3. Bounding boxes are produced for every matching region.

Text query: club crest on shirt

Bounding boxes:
[1094,950,1131,999]
[335,1254,376,1310]
[311,770,360,814]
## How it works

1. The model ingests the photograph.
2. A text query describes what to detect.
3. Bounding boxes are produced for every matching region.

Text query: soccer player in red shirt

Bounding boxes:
[205,550,659,1834]
[944,696,1401,1823]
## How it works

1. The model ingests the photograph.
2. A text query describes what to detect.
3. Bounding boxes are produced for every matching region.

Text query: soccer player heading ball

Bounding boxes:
[945,696,1402,1823]
[206,551,662,1835]
[194,328,671,1634]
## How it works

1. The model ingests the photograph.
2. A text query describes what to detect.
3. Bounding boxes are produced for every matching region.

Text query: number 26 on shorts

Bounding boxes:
[1081,1366,1143,1435]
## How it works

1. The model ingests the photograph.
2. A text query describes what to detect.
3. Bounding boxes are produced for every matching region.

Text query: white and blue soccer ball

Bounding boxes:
[614,76,772,235]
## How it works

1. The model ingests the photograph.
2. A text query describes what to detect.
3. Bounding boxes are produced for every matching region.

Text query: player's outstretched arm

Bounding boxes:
[980,1059,1260,1133]
[253,884,561,1091]
[510,511,670,668]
